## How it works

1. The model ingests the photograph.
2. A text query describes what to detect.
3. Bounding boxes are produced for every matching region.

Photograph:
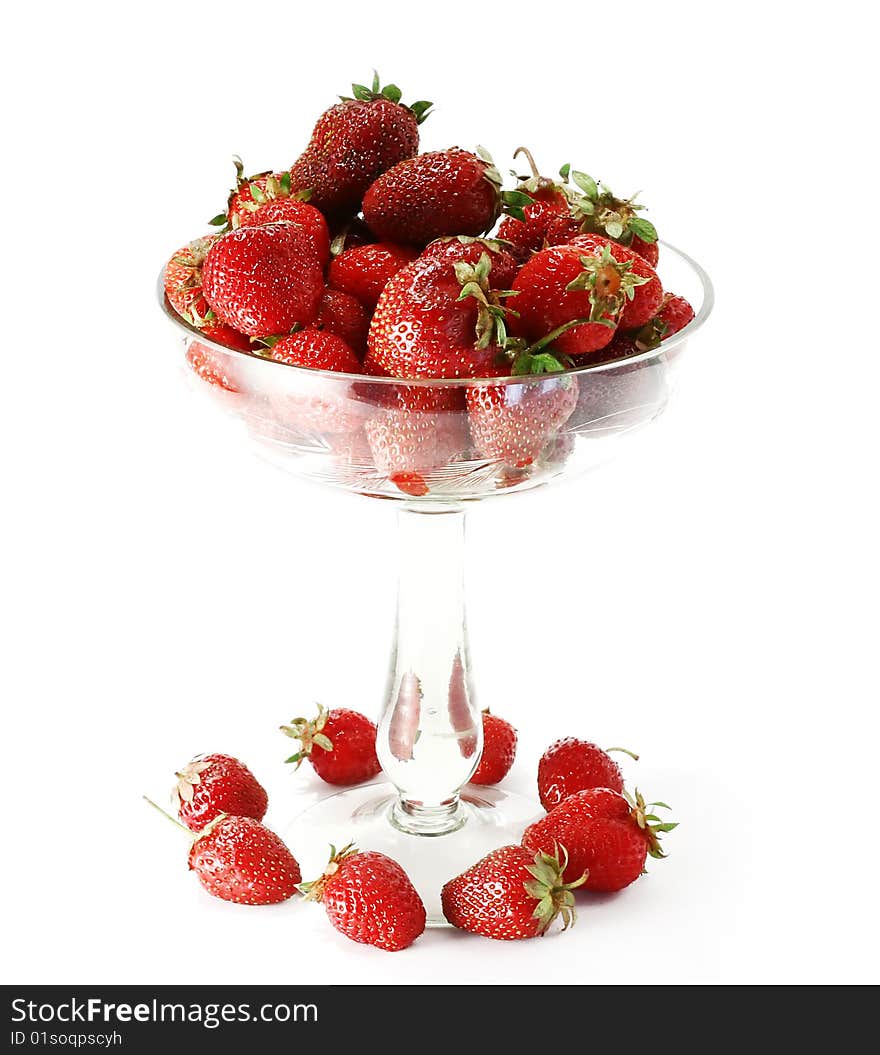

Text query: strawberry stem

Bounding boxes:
[142,795,190,833]
[513,146,541,180]
[625,789,677,860]
[606,746,640,761]
[526,318,592,355]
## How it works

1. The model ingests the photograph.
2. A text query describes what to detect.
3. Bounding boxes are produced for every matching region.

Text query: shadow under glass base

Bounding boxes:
[282,782,542,926]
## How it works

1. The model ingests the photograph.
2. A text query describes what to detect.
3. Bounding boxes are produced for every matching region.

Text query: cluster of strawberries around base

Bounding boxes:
[163,75,696,497]
[150,705,675,952]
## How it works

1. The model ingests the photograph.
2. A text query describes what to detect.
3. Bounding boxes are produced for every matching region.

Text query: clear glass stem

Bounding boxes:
[377,505,482,836]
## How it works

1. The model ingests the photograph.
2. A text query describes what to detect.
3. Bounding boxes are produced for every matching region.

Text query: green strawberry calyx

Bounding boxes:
[473,146,515,227]
[169,236,217,308]
[454,251,519,349]
[209,158,312,231]
[626,789,677,860]
[565,245,650,325]
[523,847,587,934]
[561,169,658,247]
[629,315,670,352]
[510,348,567,376]
[297,842,359,902]
[182,302,219,331]
[480,144,538,223]
[250,323,304,352]
[280,704,334,769]
[171,235,215,274]
[500,189,534,223]
[341,72,433,124]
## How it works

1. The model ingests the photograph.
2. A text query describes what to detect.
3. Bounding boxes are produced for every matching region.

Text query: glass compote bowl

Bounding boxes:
[160,241,713,923]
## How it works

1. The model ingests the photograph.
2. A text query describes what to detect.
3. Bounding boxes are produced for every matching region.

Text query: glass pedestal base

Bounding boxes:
[283,782,542,926]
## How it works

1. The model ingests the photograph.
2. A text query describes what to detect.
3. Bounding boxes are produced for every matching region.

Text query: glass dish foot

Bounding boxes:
[282,782,542,926]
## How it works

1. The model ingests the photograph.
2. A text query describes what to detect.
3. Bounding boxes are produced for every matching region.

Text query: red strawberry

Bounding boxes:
[511,242,650,358]
[655,292,695,337]
[214,160,330,262]
[362,148,505,246]
[280,703,380,785]
[466,361,579,469]
[328,242,419,310]
[299,844,426,951]
[496,148,572,253]
[202,223,323,338]
[240,199,329,262]
[419,235,521,289]
[597,291,696,365]
[163,237,251,350]
[315,288,370,357]
[630,235,659,268]
[441,845,585,940]
[470,709,517,785]
[544,169,660,266]
[365,384,468,496]
[569,357,668,434]
[567,234,662,329]
[522,788,676,892]
[184,343,246,393]
[538,737,637,810]
[164,236,216,318]
[289,75,430,222]
[188,815,302,905]
[498,193,569,254]
[173,753,268,833]
[262,329,360,374]
[259,328,362,436]
[365,253,510,380]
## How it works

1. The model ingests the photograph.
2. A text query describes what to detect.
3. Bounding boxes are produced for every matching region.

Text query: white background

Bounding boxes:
[2,1,878,985]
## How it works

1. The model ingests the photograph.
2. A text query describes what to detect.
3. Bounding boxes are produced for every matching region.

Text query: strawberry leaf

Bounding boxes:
[410,100,433,123]
[512,350,565,376]
[571,170,598,199]
[628,216,658,243]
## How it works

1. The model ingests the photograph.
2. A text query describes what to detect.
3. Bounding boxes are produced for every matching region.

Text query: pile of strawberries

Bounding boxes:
[149,705,675,952]
[163,75,696,495]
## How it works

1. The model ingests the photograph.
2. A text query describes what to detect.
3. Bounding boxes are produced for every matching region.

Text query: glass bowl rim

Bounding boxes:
[158,238,714,388]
